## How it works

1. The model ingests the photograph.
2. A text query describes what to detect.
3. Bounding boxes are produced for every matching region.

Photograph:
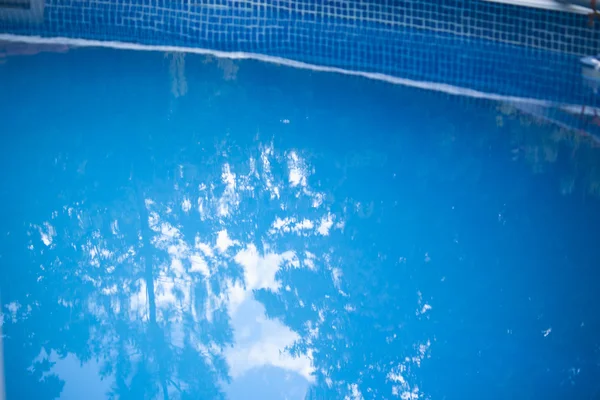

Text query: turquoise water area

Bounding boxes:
[1,47,600,399]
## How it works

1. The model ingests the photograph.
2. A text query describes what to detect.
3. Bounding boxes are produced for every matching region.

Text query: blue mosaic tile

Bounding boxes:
[1,0,599,106]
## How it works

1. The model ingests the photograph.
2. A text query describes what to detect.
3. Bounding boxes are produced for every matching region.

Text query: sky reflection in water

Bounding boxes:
[1,47,600,400]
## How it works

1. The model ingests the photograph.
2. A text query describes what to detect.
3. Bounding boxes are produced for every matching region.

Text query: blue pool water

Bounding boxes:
[1,47,600,400]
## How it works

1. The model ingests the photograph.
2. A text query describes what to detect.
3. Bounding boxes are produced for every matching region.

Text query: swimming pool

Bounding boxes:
[2,2,600,400]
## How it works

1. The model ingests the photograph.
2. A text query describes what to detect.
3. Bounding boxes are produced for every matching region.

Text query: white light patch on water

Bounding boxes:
[270,215,341,237]
[197,196,207,220]
[345,383,364,400]
[272,217,293,232]
[312,192,324,208]
[234,244,296,293]
[168,256,186,278]
[101,284,118,295]
[317,213,334,236]
[416,291,433,317]
[35,222,56,246]
[294,218,314,232]
[260,143,281,200]
[388,368,406,385]
[287,151,307,187]
[270,217,312,235]
[189,254,210,276]
[110,219,119,235]
[223,245,303,316]
[543,327,552,337]
[304,258,315,270]
[195,237,215,258]
[181,197,192,213]
[387,340,431,399]
[5,302,20,323]
[218,163,239,217]
[399,389,421,400]
[216,229,238,253]
[331,267,342,289]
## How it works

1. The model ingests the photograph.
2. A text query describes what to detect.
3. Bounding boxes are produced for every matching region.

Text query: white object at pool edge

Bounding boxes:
[483,0,591,14]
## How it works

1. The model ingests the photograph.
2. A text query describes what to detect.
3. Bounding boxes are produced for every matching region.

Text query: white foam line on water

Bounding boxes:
[0,33,580,109]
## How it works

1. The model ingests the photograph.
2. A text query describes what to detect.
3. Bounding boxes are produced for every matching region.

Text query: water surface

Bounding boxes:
[1,47,600,400]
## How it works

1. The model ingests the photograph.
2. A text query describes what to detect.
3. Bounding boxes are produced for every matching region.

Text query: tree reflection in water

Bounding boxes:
[1,46,600,400]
